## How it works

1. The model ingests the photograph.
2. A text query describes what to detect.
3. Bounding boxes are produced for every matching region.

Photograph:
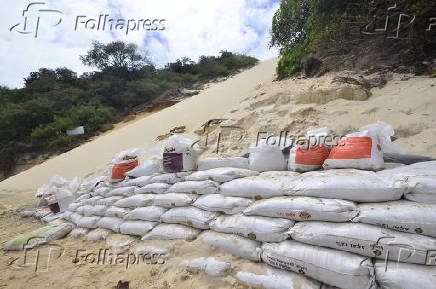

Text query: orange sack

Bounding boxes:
[289,145,330,172]
[111,158,139,181]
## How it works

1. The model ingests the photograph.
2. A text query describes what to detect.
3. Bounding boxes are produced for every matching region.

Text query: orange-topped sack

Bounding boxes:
[328,137,373,159]
[289,128,331,172]
[110,148,143,181]
[322,122,400,171]
[112,157,139,181]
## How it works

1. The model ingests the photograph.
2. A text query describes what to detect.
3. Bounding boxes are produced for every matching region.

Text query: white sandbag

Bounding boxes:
[106,186,137,197]
[124,206,168,222]
[375,260,436,289]
[162,135,199,173]
[289,127,330,173]
[128,176,153,187]
[149,172,190,184]
[186,167,259,183]
[135,183,171,194]
[378,160,436,177]
[219,173,299,199]
[80,176,106,193]
[69,228,89,238]
[68,202,81,212]
[96,217,124,232]
[323,123,389,171]
[360,121,403,154]
[198,157,249,171]
[112,194,154,208]
[167,180,219,195]
[70,213,82,225]
[151,193,198,208]
[181,257,230,277]
[262,240,375,289]
[200,231,261,262]
[284,169,406,202]
[85,228,111,241]
[95,196,123,206]
[236,265,322,289]
[209,214,293,242]
[126,160,161,177]
[61,210,72,221]
[77,216,101,229]
[44,223,74,241]
[81,205,106,217]
[105,206,131,218]
[80,196,103,205]
[194,194,253,214]
[93,187,110,196]
[249,137,287,172]
[378,161,436,203]
[406,176,436,203]
[76,193,91,202]
[289,222,436,265]
[244,196,358,222]
[353,200,436,238]
[142,224,201,240]
[160,207,219,229]
[76,205,92,217]
[119,221,157,236]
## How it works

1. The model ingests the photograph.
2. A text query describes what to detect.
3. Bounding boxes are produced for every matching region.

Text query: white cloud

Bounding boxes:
[0,0,279,88]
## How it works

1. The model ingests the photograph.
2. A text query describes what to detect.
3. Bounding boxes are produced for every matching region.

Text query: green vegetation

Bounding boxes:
[0,41,258,177]
[271,0,436,78]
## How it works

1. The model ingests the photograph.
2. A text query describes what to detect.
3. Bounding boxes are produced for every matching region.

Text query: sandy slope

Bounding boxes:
[201,72,436,159]
[0,59,277,194]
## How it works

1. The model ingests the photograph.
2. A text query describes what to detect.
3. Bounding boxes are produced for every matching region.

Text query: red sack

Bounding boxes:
[111,158,139,181]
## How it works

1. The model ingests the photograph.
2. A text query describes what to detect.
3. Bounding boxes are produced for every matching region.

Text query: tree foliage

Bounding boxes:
[271,0,436,78]
[0,41,258,177]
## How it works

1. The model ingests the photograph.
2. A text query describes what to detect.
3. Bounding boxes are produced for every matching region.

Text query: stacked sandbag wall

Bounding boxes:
[62,159,436,289]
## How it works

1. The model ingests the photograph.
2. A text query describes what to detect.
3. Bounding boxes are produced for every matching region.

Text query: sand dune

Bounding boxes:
[0,59,277,193]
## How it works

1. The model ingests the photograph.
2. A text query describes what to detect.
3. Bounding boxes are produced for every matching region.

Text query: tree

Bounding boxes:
[24,68,56,86]
[80,41,149,76]
[270,0,311,48]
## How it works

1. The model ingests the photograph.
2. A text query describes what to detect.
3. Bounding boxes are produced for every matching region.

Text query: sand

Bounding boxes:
[1,59,436,289]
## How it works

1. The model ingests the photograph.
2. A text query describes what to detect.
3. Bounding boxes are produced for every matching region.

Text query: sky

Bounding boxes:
[0,0,280,88]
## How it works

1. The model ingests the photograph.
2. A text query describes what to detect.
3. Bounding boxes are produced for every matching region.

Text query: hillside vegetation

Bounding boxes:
[271,0,436,78]
[0,41,258,177]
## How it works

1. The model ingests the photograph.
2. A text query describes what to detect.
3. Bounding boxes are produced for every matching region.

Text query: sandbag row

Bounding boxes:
[64,163,436,289]
[81,163,436,204]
